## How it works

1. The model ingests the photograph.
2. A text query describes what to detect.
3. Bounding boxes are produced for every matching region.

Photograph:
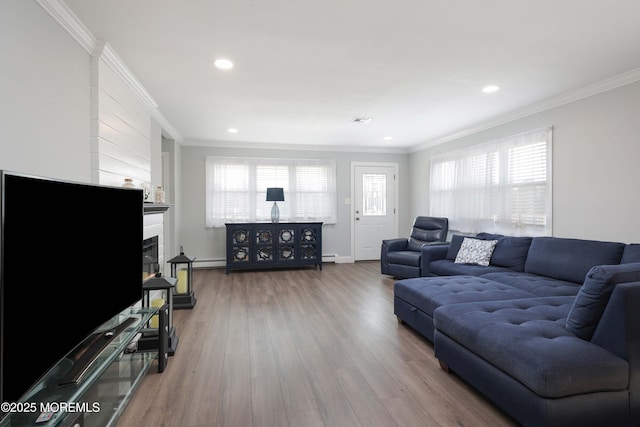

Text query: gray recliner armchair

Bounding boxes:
[381,216,449,279]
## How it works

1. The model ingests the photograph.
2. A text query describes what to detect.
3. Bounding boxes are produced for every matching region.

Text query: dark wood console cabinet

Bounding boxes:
[225,222,322,273]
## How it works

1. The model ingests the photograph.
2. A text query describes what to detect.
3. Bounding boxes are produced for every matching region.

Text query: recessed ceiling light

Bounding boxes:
[213,58,234,70]
[482,85,500,93]
[384,136,393,141]
[228,128,238,133]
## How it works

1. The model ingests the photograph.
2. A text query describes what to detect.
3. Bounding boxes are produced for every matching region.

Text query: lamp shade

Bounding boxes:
[266,187,285,202]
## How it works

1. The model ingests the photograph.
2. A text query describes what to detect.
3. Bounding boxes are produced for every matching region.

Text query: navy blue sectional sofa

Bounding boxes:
[393,233,640,426]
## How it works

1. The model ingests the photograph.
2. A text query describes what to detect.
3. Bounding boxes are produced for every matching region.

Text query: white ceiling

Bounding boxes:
[62,0,640,151]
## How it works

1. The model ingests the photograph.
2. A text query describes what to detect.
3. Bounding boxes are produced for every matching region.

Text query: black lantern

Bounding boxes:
[168,246,197,309]
[138,273,179,356]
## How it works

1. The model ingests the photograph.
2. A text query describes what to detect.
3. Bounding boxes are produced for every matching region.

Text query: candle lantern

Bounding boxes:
[138,272,179,356]
[168,246,197,309]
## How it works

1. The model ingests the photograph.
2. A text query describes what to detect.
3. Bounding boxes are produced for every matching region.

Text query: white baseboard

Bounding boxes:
[192,254,353,269]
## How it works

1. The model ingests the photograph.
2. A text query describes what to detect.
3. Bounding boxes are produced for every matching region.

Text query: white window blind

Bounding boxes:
[205,157,337,228]
[429,127,552,236]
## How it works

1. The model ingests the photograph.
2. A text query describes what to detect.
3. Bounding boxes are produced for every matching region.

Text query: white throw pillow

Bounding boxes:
[454,237,498,266]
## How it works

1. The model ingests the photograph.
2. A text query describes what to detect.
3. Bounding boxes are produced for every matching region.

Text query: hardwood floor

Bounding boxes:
[116,262,518,427]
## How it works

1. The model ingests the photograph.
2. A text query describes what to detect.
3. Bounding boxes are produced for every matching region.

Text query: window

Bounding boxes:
[429,127,552,236]
[205,157,337,227]
[362,173,387,216]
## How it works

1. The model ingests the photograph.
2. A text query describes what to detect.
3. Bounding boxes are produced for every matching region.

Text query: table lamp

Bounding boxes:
[266,187,284,223]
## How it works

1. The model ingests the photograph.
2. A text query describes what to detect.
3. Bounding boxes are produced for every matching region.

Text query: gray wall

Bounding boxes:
[410,80,640,244]
[0,0,91,182]
[178,145,411,265]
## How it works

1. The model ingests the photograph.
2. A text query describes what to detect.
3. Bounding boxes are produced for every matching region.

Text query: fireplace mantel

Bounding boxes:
[144,203,171,214]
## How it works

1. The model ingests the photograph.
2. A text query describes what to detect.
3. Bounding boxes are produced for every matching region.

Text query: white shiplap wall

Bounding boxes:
[89,42,166,282]
[89,42,163,278]
[90,42,152,188]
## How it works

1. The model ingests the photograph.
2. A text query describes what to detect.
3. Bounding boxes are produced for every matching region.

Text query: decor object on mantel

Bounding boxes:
[138,272,178,358]
[122,177,136,188]
[122,178,153,202]
[168,246,197,309]
[139,182,152,202]
[154,186,165,204]
[266,187,285,223]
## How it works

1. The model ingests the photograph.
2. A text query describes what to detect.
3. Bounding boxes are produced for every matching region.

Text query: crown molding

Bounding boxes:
[410,67,640,153]
[36,0,95,53]
[95,42,184,143]
[37,0,183,143]
[184,138,410,154]
[92,41,158,111]
[91,41,182,142]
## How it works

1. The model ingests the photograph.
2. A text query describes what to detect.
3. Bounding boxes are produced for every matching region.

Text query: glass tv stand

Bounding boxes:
[0,307,163,427]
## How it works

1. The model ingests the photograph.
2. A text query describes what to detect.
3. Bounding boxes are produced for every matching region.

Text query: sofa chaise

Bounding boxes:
[393,233,640,426]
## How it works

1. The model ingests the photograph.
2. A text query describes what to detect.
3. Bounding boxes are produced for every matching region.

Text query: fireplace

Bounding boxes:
[143,207,169,282]
[142,236,159,280]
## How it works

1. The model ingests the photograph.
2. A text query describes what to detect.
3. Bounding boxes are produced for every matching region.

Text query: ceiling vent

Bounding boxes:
[352,117,372,124]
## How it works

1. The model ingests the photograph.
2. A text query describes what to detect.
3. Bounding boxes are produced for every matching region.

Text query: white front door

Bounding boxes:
[352,163,398,261]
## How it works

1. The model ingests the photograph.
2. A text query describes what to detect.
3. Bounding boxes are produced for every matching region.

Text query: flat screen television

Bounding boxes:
[0,170,143,405]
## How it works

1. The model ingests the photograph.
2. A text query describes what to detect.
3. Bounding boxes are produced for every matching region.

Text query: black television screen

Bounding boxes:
[0,171,143,404]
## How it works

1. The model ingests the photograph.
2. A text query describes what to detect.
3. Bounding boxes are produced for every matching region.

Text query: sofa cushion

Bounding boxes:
[455,238,498,266]
[386,250,421,267]
[431,259,514,276]
[489,236,532,272]
[475,232,504,240]
[524,237,625,284]
[621,244,640,263]
[480,271,581,297]
[406,237,424,252]
[446,234,468,260]
[394,275,533,317]
[434,297,629,398]
[566,262,640,340]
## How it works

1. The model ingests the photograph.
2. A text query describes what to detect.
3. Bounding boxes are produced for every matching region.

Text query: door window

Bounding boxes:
[362,173,386,216]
